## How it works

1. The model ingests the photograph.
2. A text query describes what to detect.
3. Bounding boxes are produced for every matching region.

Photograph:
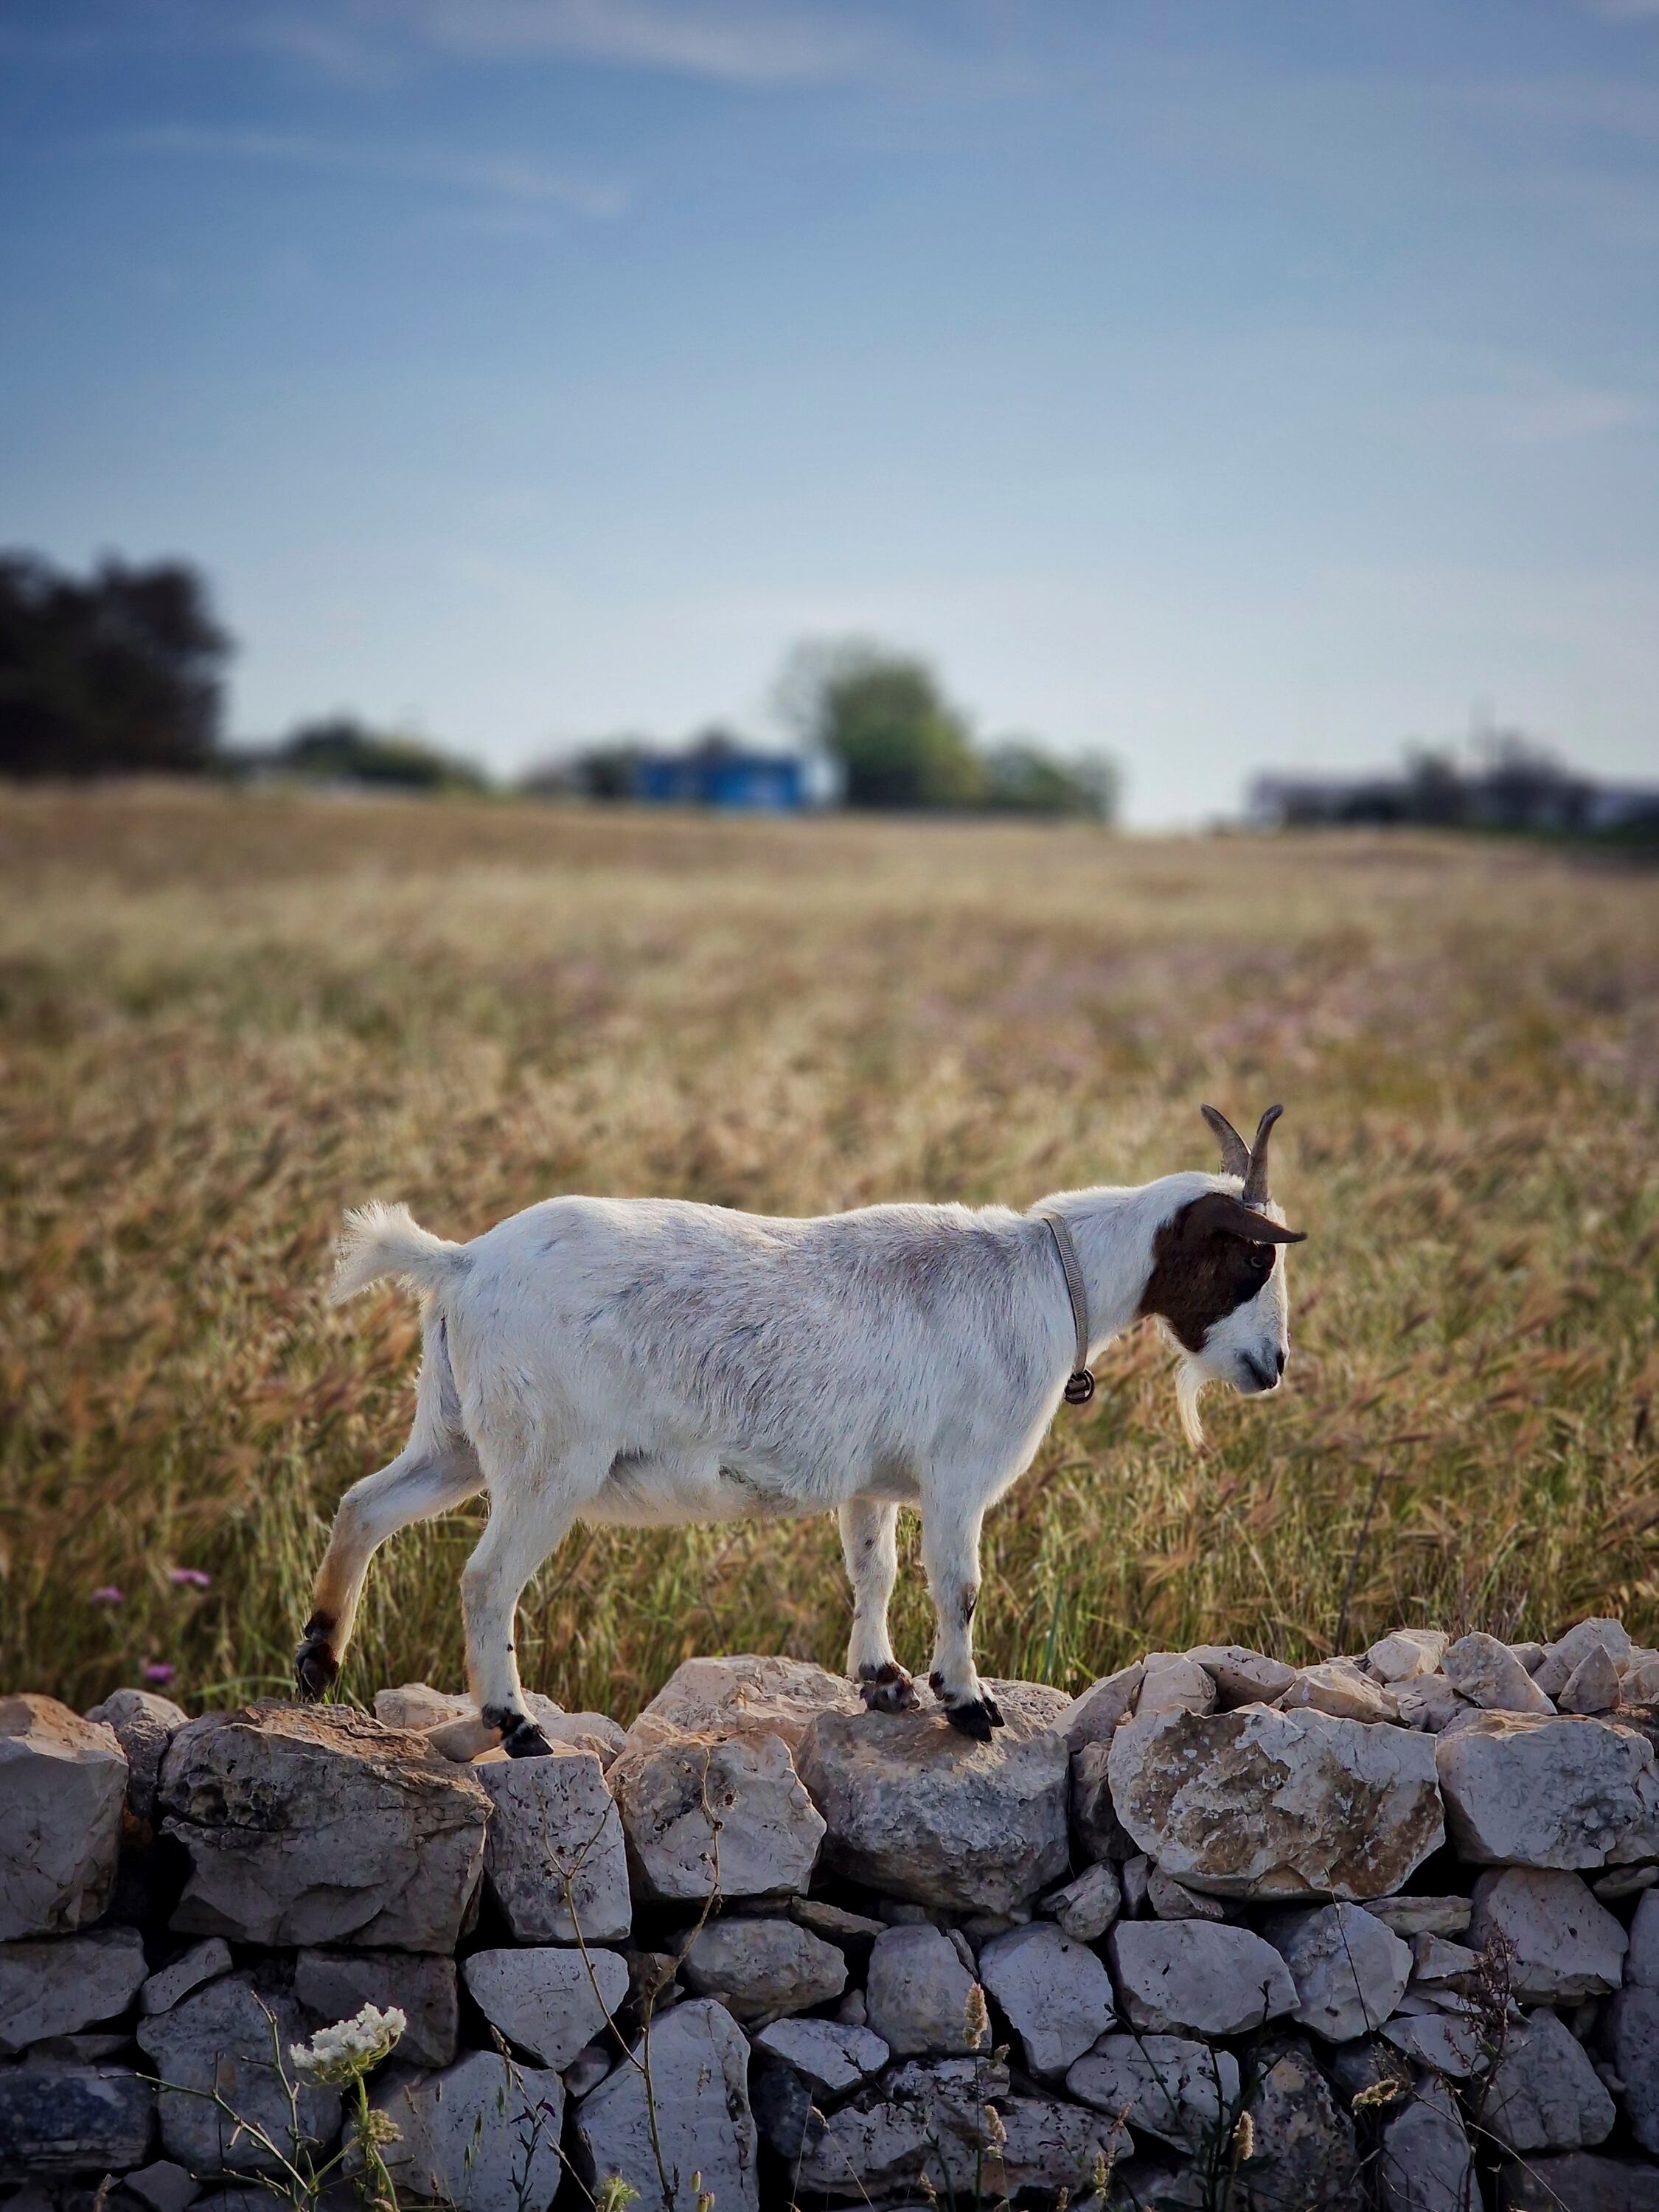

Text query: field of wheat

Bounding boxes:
[1,780,1656,1719]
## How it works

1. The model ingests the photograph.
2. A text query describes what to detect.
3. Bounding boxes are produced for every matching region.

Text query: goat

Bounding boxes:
[296,1102,1304,1747]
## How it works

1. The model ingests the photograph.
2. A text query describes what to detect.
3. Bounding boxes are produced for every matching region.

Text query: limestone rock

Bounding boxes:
[790,1896,885,1955]
[1536,1621,1632,1701]
[0,2062,155,2178]
[1137,1653,1217,1719]
[141,1941,234,2019]
[1107,1705,1444,1899]
[1066,2032,1240,2152]
[1468,1868,1627,2002]
[136,1973,342,2175]
[1186,1644,1298,1705]
[1107,1921,1295,2037]
[85,1688,191,1827]
[1056,1662,1144,1750]
[477,1747,631,1943]
[1435,1711,1659,1868]
[681,1916,846,2023]
[1380,2006,1486,2078]
[373,2052,563,2209]
[1483,2006,1615,2152]
[0,1926,148,2054]
[1280,1660,1394,1722]
[1560,1648,1622,1717]
[564,2041,612,2100]
[978,1921,1117,2077]
[293,1950,458,2071]
[1411,1935,1480,1987]
[1397,1676,1474,1733]
[1442,1632,1555,1716]
[752,2016,889,2096]
[610,1729,823,1902]
[631,1653,862,1750]
[1147,1865,1228,1921]
[159,1703,490,1951]
[1608,1985,1659,2154]
[1260,1902,1412,2043]
[1367,1630,1448,1684]
[376,1682,627,1767]
[0,1694,128,1939]
[1500,2154,1659,2211]
[1239,2036,1359,2211]
[462,1944,627,2067]
[865,1924,985,2056]
[1362,1896,1472,1938]
[1040,1860,1121,1941]
[575,1997,758,2212]
[1071,1738,1135,1862]
[1630,1890,1659,1987]
[796,1701,1069,1916]
[124,2160,201,2212]
[1378,2073,1474,2212]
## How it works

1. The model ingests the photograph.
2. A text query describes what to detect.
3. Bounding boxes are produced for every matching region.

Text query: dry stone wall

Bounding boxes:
[7,1628,1659,2208]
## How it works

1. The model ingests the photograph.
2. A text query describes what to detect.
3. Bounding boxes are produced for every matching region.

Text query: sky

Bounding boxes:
[3,1,1658,824]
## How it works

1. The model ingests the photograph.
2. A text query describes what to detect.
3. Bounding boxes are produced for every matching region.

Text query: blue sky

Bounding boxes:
[3,1,1657,822]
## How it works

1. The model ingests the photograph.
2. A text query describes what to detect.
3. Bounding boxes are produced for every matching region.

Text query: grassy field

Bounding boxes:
[2,780,1657,1719]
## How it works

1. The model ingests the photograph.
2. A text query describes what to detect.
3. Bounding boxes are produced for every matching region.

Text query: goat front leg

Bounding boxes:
[840,1497,919,1712]
[459,1458,594,1756]
[919,1495,1001,1739]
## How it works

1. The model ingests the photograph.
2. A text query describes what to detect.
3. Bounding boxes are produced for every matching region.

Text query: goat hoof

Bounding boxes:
[496,1713,554,1759]
[858,1663,921,1714]
[293,1638,339,1702]
[945,1694,1004,1742]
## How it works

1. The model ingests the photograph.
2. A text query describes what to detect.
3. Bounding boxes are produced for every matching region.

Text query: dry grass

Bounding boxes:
[2,779,1657,1717]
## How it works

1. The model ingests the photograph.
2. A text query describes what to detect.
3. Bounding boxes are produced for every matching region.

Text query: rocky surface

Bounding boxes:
[0,1695,128,1940]
[681,1915,846,2022]
[374,2051,564,2208]
[476,1747,633,1943]
[575,1997,759,2212]
[0,1927,147,2055]
[610,1728,825,1902]
[136,1973,342,2174]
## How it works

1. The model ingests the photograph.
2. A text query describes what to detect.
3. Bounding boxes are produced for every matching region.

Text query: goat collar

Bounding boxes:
[1036,1209,1095,1406]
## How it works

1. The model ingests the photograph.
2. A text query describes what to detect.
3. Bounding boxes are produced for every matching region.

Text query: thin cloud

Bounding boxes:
[107,125,631,218]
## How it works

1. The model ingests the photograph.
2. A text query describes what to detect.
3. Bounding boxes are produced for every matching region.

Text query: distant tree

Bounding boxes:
[779,640,983,809]
[982,739,1120,821]
[521,740,645,801]
[0,551,231,777]
[274,717,488,793]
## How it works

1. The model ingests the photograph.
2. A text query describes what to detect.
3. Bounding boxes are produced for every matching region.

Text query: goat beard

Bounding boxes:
[1175,1357,1211,1448]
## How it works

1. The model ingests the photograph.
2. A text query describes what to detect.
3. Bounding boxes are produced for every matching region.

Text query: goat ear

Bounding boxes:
[1182,1191,1307,1245]
[1200,1104,1252,1180]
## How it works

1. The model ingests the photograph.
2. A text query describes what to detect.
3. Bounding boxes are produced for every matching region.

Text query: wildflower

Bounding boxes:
[142,1660,175,1686]
[168,1567,212,1590]
[595,2180,640,2212]
[981,2102,1007,2149]
[1232,2110,1256,2163]
[91,1587,123,1605]
[290,2002,406,2085]
[1352,2076,1406,2112]
[963,1982,990,2049]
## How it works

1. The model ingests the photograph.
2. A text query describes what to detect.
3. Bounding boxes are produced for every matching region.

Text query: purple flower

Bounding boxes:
[91,1586,124,1606]
[142,1660,176,1686]
[168,1568,212,1590]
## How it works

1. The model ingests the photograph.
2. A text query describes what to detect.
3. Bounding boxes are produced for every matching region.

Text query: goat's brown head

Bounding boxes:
[1139,1102,1307,1443]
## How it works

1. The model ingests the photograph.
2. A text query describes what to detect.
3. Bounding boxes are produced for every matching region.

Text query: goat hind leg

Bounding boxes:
[920,1496,1001,1739]
[296,1442,482,1698]
[460,1464,593,1756]
[839,1497,919,1711]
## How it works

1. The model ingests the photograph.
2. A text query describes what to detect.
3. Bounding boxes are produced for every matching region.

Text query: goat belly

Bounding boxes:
[580,1451,814,1528]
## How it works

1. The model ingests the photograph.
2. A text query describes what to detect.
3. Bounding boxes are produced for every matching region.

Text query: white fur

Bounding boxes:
[310,1169,1294,1733]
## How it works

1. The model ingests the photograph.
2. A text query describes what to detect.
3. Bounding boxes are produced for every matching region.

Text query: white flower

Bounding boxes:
[290,2002,407,2084]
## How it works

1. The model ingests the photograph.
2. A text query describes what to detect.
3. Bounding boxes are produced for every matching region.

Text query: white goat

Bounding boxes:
[297,1102,1304,1748]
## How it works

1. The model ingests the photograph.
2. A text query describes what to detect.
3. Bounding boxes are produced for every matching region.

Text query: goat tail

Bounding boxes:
[329,1201,470,1306]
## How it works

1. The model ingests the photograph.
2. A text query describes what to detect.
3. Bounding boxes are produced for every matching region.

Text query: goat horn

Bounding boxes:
[1200,1104,1251,1180]
[1242,1103,1284,1206]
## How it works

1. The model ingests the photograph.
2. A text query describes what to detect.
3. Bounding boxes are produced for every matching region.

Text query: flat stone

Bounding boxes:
[1281,1660,1394,1722]
[1239,2036,1359,2211]
[1362,1896,1472,1938]
[476,1748,631,1942]
[1609,1986,1659,2154]
[85,1689,191,1828]
[1367,1630,1449,1684]
[1107,1920,1295,2037]
[0,2062,155,2179]
[1147,1865,1228,1921]
[1071,1738,1135,1861]
[1628,1658,1659,1707]
[1186,1644,1298,1705]
[564,2041,612,2100]
[1411,1935,1480,1986]
[1396,1676,1474,1732]
[124,2160,201,2212]
[1469,1869,1627,2001]
[1056,1662,1144,1750]
[789,1896,885,1954]
[864,1924,985,2056]
[0,1927,148,2054]
[1483,2006,1615,2152]
[292,1949,456,2071]
[1378,2073,1474,2212]
[1137,1654,1217,1718]
[1380,2008,1486,2078]
[611,1729,824,1902]
[159,1703,490,1952]
[631,1653,863,1750]
[1260,1902,1412,2043]
[136,1973,341,2175]
[1443,1632,1556,1715]
[752,2017,890,2097]
[1500,2154,1659,2211]
[1436,1712,1659,1868]
[1108,1705,1444,1899]
[1121,1852,1151,1915]
[461,1945,627,2067]
[575,1997,758,2212]
[978,1922,1117,2077]
[1066,2032,1239,2152]
[1630,1891,1659,1986]
[1594,1863,1658,1902]
[796,1700,1069,1916]
[0,1695,128,1939]
[140,1940,234,2020]
[1040,1860,1121,1940]
[1560,1648,1623,1717]
[1536,1621,1632,1701]
[681,1916,846,2023]
[373,2051,563,2208]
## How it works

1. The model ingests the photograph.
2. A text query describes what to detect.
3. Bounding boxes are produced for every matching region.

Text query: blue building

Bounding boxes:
[633,731,822,811]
